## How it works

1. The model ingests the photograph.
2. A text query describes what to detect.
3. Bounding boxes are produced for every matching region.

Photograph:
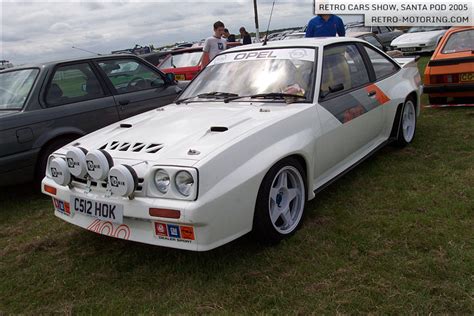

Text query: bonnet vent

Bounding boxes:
[100,141,164,154]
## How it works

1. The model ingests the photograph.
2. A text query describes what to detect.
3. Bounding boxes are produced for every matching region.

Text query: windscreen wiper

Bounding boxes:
[224,92,307,103]
[175,91,238,104]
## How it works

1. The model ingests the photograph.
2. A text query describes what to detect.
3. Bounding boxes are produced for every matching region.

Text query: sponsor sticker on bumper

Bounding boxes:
[153,222,195,243]
[53,198,72,216]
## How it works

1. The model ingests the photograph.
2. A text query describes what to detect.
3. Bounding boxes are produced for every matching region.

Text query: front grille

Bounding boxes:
[72,177,144,192]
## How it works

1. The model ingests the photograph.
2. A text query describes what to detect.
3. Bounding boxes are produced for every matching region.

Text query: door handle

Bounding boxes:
[119,100,130,106]
[367,90,377,97]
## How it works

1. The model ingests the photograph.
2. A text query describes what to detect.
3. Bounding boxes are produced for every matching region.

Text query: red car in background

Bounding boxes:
[158,47,204,81]
[423,26,474,105]
[158,42,242,81]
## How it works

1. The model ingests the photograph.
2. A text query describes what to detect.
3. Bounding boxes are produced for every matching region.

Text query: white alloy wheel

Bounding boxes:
[402,100,416,143]
[253,157,307,244]
[268,166,305,234]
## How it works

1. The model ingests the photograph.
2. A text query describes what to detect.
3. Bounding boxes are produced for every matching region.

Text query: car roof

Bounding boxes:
[4,54,140,71]
[225,37,366,52]
[168,47,203,54]
[444,26,474,35]
[346,31,374,38]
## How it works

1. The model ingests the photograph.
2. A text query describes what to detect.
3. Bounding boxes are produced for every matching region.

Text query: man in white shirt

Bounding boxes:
[202,21,227,67]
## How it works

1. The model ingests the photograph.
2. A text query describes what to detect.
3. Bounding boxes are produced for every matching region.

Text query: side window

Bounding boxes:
[364,46,399,80]
[379,26,390,33]
[320,44,370,97]
[98,59,165,94]
[46,63,105,107]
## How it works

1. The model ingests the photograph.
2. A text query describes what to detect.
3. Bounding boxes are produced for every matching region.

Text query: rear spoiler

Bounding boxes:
[394,56,420,68]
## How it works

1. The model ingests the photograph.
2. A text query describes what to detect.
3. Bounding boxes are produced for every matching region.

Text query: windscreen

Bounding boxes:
[179,48,316,102]
[159,52,203,69]
[0,69,39,110]
[442,29,474,53]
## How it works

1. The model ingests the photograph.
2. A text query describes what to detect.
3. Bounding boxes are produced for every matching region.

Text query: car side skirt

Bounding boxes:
[313,139,390,195]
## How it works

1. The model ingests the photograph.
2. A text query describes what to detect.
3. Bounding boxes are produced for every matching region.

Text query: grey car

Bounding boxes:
[0,54,184,185]
[345,23,404,50]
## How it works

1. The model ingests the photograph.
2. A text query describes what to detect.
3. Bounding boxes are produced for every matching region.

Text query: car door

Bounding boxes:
[376,27,393,48]
[41,61,120,134]
[315,43,383,178]
[96,57,180,119]
[361,44,401,130]
[361,34,384,51]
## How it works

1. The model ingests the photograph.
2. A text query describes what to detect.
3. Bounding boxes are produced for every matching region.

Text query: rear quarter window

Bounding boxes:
[442,29,474,54]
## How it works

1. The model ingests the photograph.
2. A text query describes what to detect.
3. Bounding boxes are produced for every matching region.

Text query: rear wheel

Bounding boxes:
[253,158,306,244]
[394,98,417,147]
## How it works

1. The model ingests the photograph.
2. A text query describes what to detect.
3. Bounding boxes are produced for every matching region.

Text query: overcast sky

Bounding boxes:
[1,0,362,65]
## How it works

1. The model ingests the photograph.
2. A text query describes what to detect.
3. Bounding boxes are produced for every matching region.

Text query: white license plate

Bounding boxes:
[71,195,123,224]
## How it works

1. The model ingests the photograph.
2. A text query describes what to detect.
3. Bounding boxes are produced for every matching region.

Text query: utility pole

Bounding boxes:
[253,0,260,42]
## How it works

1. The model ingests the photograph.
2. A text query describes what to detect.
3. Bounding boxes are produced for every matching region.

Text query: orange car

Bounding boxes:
[423,26,474,105]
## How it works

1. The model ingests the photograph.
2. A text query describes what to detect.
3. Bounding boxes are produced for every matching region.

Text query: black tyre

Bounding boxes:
[253,157,307,244]
[394,98,417,147]
[35,136,77,186]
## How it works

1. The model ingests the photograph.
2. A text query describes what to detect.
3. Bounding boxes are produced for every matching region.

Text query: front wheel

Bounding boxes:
[394,98,417,147]
[253,158,306,244]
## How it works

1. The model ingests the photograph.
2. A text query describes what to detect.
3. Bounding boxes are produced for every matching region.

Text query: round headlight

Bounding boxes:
[154,169,170,193]
[175,170,194,196]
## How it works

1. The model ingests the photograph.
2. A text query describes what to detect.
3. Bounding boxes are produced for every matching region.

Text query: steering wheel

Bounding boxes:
[126,77,147,91]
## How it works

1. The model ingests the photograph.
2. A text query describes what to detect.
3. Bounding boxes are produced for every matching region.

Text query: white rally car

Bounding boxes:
[42,38,422,251]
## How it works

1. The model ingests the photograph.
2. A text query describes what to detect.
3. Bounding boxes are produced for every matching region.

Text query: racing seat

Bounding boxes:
[321,49,352,94]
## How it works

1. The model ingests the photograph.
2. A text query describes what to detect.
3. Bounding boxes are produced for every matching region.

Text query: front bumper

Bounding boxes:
[393,43,437,54]
[41,176,254,251]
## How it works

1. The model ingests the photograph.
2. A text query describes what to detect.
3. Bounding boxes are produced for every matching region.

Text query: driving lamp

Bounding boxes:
[85,149,114,180]
[49,157,71,186]
[66,147,88,178]
[108,164,138,197]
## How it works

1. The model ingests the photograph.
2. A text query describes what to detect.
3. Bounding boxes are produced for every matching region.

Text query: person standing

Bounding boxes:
[305,14,345,37]
[223,28,236,42]
[239,27,252,45]
[202,21,227,67]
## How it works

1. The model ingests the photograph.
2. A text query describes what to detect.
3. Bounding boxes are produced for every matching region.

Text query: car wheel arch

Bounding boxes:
[34,132,83,184]
[389,91,418,140]
[32,128,85,149]
[252,155,308,243]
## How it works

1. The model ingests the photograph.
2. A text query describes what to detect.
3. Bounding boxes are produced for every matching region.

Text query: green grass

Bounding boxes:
[1,57,473,314]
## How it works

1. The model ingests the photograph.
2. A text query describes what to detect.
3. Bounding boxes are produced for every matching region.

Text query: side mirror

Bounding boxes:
[166,72,176,83]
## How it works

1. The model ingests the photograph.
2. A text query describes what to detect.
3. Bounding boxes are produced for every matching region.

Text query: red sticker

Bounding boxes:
[64,202,70,215]
[180,226,195,240]
[154,222,168,237]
